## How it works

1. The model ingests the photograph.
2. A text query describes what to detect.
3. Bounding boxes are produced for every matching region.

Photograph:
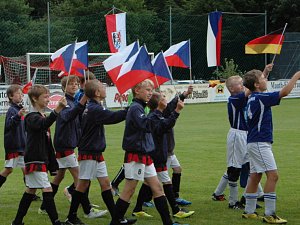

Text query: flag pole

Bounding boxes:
[104,5,125,16]
[65,38,78,92]
[271,23,288,64]
[154,75,161,92]
[188,39,192,83]
[167,69,179,99]
[160,51,179,99]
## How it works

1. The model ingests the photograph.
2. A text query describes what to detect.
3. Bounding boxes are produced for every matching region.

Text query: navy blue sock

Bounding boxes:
[13,192,35,224]
[43,192,59,225]
[67,190,83,220]
[0,175,7,187]
[172,173,181,198]
[154,195,173,225]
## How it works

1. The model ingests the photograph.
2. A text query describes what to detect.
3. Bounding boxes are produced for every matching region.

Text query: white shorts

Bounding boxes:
[247,142,277,173]
[124,161,157,181]
[5,156,25,168]
[79,160,108,180]
[25,172,51,189]
[167,155,181,169]
[227,128,249,168]
[157,170,171,183]
[57,153,78,169]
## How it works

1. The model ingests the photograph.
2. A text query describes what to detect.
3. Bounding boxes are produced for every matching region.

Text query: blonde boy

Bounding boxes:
[112,80,177,225]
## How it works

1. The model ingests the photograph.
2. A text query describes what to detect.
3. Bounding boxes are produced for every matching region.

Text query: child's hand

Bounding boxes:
[18,108,27,117]
[79,94,88,105]
[157,98,167,112]
[175,100,184,113]
[54,97,67,113]
[184,85,193,97]
[265,63,273,72]
[187,85,193,95]
[263,63,273,79]
[58,96,67,107]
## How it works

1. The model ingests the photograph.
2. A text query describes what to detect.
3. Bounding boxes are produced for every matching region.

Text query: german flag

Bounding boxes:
[245,34,284,54]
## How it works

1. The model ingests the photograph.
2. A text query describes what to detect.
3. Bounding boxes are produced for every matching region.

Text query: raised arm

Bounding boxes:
[59,95,87,122]
[152,99,184,134]
[95,107,127,125]
[279,71,300,98]
[263,63,273,79]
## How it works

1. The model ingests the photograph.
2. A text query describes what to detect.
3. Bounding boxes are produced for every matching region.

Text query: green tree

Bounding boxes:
[212,58,243,79]
[0,0,34,56]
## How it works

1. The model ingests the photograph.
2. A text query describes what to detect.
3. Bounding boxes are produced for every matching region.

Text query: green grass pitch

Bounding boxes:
[0,99,299,225]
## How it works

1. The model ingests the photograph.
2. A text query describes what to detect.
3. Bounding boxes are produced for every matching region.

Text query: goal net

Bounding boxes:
[1,52,154,86]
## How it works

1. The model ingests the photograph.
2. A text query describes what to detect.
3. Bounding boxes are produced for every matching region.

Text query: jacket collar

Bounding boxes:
[133,98,147,108]
[65,93,75,101]
[10,102,23,109]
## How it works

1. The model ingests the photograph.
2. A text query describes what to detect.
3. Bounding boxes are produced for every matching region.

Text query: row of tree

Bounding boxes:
[24,0,300,31]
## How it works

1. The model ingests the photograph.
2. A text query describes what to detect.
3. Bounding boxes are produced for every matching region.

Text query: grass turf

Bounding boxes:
[0,98,299,225]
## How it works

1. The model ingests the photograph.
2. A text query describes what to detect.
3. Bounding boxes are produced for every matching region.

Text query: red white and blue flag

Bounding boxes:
[163,40,190,68]
[105,12,127,53]
[22,70,38,94]
[103,41,139,83]
[150,52,172,87]
[50,41,88,76]
[114,46,155,94]
[207,11,222,67]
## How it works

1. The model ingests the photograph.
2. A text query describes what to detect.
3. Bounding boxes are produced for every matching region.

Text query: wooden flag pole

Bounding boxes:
[271,23,288,64]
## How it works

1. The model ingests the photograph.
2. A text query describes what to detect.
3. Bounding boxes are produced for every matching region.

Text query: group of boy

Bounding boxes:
[3,63,299,225]
[212,64,300,224]
[2,71,195,225]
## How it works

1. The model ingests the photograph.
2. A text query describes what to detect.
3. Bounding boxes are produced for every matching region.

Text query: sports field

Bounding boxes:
[0,99,299,225]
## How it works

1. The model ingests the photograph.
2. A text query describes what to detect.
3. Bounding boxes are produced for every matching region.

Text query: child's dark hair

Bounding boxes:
[28,84,49,106]
[84,79,101,99]
[79,71,96,84]
[61,75,79,91]
[243,69,262,92]
[7,84,22,103]
[147,92,162,110]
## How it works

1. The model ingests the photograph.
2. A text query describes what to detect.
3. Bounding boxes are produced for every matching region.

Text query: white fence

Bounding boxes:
[0,80,300,113]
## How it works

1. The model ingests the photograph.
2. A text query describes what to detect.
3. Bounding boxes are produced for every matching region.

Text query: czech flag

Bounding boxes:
[150,52,172,88]
[163,40,190,68]
[50,41,88,76]
[103,41,139,83]
[105,12,127,53]
[245,34,284,54]
[114,46,155,94]
[22,70,38,94]
[207,11,222,67]
[22,81,33,94]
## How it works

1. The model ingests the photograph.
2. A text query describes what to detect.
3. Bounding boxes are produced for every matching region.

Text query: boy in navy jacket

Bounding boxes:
[12,84,67,225]
[164,86,193,206]
[65,80,127,225]
[0,85,26,189]
[112,80,180,225]
[39,76,105,218]
[131,92,194,220]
